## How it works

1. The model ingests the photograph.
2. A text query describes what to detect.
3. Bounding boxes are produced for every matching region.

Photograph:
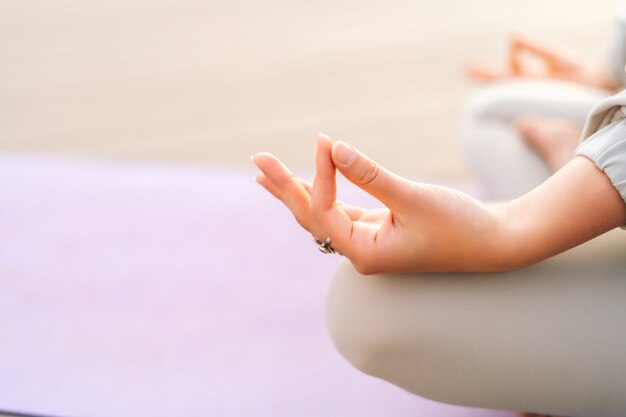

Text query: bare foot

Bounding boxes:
[515,115,582,173]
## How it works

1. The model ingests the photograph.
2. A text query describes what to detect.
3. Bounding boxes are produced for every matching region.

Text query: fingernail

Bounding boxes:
[334,142,357,166]
[317,133,331,148]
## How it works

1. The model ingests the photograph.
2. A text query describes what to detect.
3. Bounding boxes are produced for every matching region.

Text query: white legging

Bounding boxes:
[325,80,626,417]
[460,80,607,199]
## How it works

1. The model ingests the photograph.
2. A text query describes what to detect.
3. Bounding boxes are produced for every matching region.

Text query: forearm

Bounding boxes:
[254,137,626,275]
[495,156,626,270]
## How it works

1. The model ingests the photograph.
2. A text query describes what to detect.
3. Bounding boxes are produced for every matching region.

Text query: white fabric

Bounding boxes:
[577,90,626,207]
[460,80,607,200]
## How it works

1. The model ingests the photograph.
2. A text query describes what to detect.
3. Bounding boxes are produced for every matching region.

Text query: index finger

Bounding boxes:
[310,134,354,255]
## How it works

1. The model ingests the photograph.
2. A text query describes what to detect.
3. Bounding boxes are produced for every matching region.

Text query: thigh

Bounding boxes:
[326,229,626,417]
[460,80,609,200]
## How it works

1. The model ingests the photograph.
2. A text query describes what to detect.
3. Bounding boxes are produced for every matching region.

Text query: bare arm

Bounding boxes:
[253,135,626,274]
[498,156,626,269]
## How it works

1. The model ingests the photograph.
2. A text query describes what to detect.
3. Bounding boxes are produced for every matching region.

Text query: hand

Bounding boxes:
[252,134,504,274]
[466,34,617,90]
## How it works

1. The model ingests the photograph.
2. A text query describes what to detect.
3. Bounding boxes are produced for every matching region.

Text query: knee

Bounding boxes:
[462,83,519,126]
[325,260,401,377]
[459,84,522,156]
[461,80,601,131]
[324,261,469,406]
[324,261,507,408]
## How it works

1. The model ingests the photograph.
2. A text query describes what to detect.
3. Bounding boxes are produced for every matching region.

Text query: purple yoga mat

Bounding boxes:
[0,153,513,417]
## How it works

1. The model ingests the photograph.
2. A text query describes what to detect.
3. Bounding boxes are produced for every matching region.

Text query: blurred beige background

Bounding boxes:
[0,0,623,180]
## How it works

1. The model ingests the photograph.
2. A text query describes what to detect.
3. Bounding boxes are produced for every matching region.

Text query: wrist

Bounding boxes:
[472,202,527,272]
[486,202,535,271]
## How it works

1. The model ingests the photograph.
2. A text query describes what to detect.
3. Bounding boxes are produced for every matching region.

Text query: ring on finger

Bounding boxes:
[313,236,338,255]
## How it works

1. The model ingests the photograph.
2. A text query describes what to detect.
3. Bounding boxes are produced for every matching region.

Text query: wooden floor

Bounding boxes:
[0,0,621,180]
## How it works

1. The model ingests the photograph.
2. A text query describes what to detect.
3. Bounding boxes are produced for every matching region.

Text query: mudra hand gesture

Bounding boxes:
[466,34,618,91]
[253,134,626,275]
[253,134,510,274]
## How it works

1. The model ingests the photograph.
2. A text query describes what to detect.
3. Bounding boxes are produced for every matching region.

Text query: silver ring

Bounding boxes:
[314,236,337,254]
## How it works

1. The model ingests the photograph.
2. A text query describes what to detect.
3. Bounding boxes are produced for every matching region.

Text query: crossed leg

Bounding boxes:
[459,79,607,199]
[326,229,626,417]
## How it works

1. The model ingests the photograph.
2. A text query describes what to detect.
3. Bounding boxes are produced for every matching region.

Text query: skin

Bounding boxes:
[515,115,582,172]
[466,34,620,184]
[252,134,626,275]
[253,34,626,417]
[466,34,619,91]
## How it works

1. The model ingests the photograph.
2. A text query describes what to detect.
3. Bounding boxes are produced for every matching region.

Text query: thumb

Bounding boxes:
[331,141,411,211]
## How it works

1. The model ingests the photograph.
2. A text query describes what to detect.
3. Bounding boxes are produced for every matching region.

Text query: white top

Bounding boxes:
[576,89,626,207]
